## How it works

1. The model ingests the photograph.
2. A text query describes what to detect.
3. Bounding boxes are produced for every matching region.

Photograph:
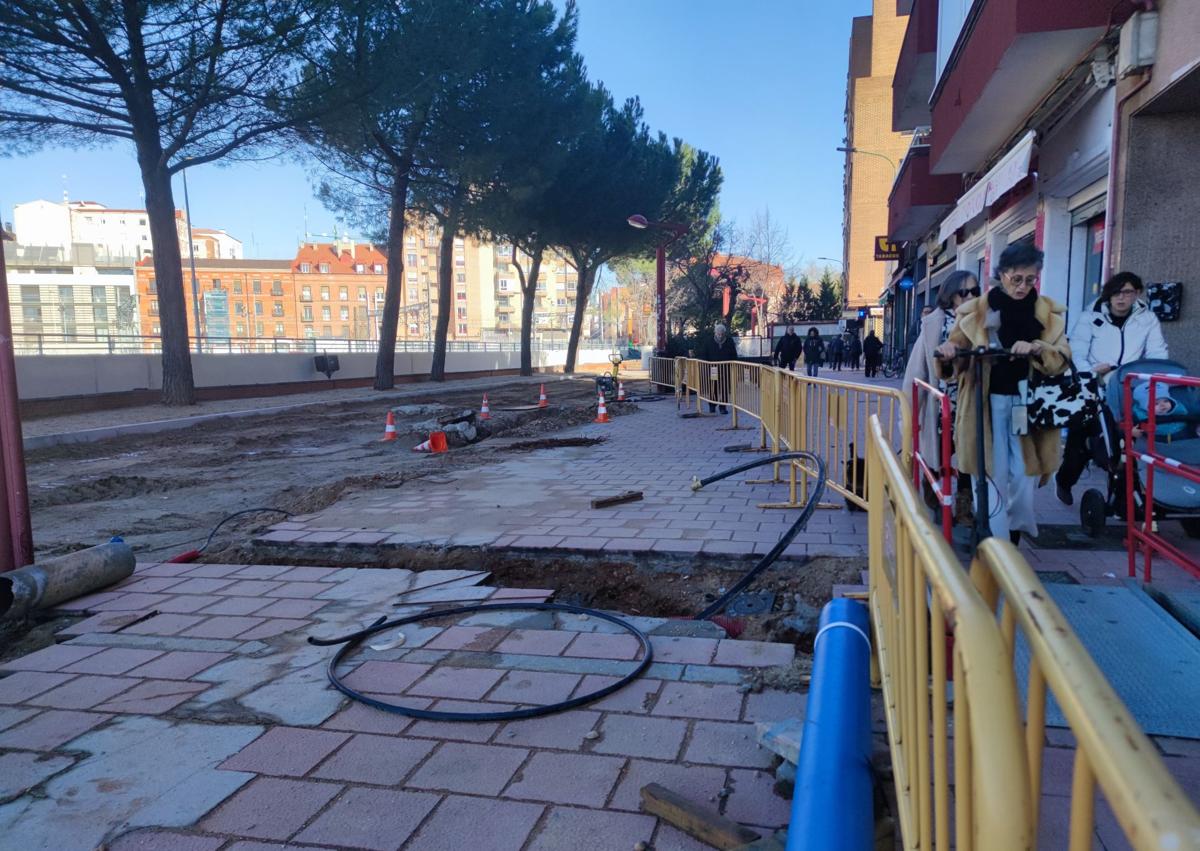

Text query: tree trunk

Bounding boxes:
[564,263,595,373]
[429,193,463,382]
[518,242,544,376]
[374,168,412,390]
[139,159,195,405]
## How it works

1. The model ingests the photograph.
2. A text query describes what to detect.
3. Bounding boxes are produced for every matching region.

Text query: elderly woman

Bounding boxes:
[903,270,981,516]
[936,244,1071,545]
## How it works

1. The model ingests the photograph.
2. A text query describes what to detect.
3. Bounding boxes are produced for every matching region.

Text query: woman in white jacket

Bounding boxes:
[1055,271,1169,504]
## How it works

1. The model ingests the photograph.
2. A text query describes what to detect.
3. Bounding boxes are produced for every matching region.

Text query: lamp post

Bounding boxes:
[627,214,689,355]
[0,228,33,570]
[180,161,203,353]
[836,146,898,182]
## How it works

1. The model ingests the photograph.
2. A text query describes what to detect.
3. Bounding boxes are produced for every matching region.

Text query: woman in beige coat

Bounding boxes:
[936,244,1071,544]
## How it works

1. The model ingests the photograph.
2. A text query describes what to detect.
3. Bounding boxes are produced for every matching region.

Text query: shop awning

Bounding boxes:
[936,131,1036,244]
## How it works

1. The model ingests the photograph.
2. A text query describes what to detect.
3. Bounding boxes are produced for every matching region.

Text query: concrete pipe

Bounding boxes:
[0,540,135,623]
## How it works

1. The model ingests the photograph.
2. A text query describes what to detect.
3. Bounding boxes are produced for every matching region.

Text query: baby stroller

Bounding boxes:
[1078,358,1200,538]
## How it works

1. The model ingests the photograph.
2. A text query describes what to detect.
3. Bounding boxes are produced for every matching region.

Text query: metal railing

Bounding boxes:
[670,357,908,510]
[866,413,1200,849]
[911,378,954,541]
[649,356,678,392]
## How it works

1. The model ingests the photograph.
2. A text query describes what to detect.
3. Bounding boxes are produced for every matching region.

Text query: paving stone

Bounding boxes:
[120,613,208,636]
[124,651,229,681]
[488,670,581,705]
[197,596,272,616]
[169,578,234,595]
[294,786,441,850]
[743,689,801,723]
[406,700,512,743]
[252,598,329,619]
[1,715,261,851]
[570,675,662,714]
[321,699,419,736]
[27,675,138,710]
[525,806,656,851]
[0,644,106,674]
[563,632,642,661]
[0,706,38,732]
[237,662,345,727]
[494,629,575,656]
[0,750,75,801]
[652,682,745,720]
[223,843,326,851]
[407,741,528,795]
[106,829,225,850]
[423,626,507,652]
[592,714,687,761]
[216,579,285,597]
[408,666,505,700]
[236,618,310,641]
[0,709,109,750]
[724,768,791,828]
[713,639,795,668]
[155,595,225,614]
[649,636,718,665]
[200,776,341,840]
[498,709,601,750]
[311,733,435,785]
[66,632,251,655]
[97,680,208,715]
[655,824,735,851]
[61,648,164,676]
[133,563,194,577]
[608,758,728,812]
[220,726,350,777]
[184,564,252,578]
[342,661,432,695]
[684,721,774,768]
[407,794,543,851]
[504,750,625,807]
[58,610,153,636]
[680,664,744,685]
[180,616,266,640]
[273,566,342,582]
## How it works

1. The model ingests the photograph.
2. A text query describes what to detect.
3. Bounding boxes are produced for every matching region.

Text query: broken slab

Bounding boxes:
[756,715,805,765]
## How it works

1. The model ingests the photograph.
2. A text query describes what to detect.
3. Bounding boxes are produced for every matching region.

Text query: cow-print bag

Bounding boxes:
[1026,359,1100,430]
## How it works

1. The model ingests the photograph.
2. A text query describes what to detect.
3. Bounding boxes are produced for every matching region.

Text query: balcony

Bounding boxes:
[929,0,1109,174]
[888,139,961,241]
[893,0,938,132]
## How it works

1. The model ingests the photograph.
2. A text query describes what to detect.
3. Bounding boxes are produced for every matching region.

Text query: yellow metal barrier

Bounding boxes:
[673,358,907,509]
[971,540,1200,851]
[867,414,1032,850]
[649,356,678,393]
[866,414,1200,849]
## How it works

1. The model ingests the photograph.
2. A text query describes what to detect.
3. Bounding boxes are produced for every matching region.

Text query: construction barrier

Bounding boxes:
[911,378,954,541]
[649,356,679,392]
[1122,372,1200,582]
[866,414,1200,850]
[673,358,907,510]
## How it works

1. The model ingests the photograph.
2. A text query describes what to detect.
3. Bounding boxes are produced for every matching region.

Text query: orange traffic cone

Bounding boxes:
[537,384,548,408]
[430,431,448,453]
[381,411,397,442]
[616,381,626,402]
[594,391,610,424]
[479,394,491,420]
[412,436,432,452]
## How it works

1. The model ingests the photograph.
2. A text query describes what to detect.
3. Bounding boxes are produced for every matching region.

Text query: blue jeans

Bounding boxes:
[975,394,1038,540]
[806,362,819,377]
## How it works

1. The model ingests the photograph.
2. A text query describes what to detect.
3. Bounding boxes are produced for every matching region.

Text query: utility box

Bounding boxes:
[314,354,340,379]
[1118,10,1158,78]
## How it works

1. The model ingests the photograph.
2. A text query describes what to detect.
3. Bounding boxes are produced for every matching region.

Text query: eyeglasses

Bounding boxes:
[1004,273,1039,286]
[961,287,981,298]
[1113,288,1140,297]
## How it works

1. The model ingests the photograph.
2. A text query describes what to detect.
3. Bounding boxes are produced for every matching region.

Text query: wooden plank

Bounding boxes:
[590,490,643,509]
[639,783,762,850]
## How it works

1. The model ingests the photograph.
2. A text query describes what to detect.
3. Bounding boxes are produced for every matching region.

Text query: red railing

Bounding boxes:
[912,378,954,541]
[1123,372,1200,583]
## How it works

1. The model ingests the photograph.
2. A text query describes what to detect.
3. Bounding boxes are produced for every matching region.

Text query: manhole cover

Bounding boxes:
[1030,524,1126,551]
[1033,570,1078,585]
[726,591,776,616]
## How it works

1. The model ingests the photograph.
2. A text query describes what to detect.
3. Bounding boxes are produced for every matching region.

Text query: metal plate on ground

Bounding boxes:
[1028,523,1126,551]
[726,591,776,616]
[1033,570,1078,585]
[1015,582,1200,738]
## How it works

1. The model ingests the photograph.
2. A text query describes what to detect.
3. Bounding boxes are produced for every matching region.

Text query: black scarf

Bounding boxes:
[987,286,1042,346]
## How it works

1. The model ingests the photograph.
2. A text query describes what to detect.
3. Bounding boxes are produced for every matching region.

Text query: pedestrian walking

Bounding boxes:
[862,330,883,377]
[700,323,738,414]
[829,335,845,371]
[847,334,862,370]
[936,243,1071,545]
[802,327,825,378]
[773,327,802,371]
[1054,271,1168,505]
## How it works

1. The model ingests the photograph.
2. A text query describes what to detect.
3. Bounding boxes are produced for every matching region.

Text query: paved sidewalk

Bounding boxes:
[0,560,800,850]
[260,397,870,559]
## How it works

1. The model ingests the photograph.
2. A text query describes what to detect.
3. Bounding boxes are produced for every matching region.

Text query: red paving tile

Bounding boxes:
[124,651,230,681]
[216,580,285,597]
[406,700,513,743]
[273,566,342,582]
[713,639,794,668]
[407,742,529,795]
[105,829,225,851]
[180,616,266,640]
[27,675,139,710]
[342,661,432,695]
[252,598,328,619]
[0,643,105,672]
[321,700,421,736]
[236,618,310,641]
[61,648,163,676]
[524,806,656,851]
[592,714,688,761]
[269,581,334,598]
[724,768,791,828]
[57,611,151,635]
[498,709,602,750]
[423,626,508,652]
[608,759,728,812]
[169,578,234,595]
[408,666,506,701]
[219,727,350,777]
[96,680,208,715]
[487,670,581,705]
[684,721,774,768]
[293,786,441,850]
[154,594,225,614]
[196,597,272,616]
[407,795,544,851]
[652,682,745,721]
[200,777,342,840]
[649,636,718,665]
[0,709,110,750]
[494,629,575,656]
[571,675,662,714]
[742,688,801,723]
[504,751,625,807]
[120,613,207,636]
[310,733,435,785]
[562,632,643,660]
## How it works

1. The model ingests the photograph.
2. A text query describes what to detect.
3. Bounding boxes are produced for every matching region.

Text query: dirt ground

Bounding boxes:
[25,376,645,561]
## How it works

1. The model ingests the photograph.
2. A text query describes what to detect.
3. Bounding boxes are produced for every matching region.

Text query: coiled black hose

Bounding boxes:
[691,451,826,620]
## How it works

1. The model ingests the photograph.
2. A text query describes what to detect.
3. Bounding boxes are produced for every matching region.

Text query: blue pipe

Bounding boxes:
[786,598,873,851]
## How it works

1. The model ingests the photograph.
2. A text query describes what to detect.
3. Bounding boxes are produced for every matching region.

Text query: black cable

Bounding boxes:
[308,602,653,722]
[691,451,826,620]
[197,507,290,553]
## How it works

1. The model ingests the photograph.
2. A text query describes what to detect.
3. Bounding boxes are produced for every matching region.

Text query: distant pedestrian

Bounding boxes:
[802,327,825,378]
[863,330,883,377]
[829,335,845,371]
[847,334,862,370]
[773,327,802,371]
[699,323,738,414]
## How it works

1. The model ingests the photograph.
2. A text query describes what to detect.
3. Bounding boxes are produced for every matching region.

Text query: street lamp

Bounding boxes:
[817,257,843,267]
[627,214,689,355]
[836,146,898,181]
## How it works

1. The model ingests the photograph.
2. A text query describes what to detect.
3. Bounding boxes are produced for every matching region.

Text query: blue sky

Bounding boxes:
[0,0,864,264]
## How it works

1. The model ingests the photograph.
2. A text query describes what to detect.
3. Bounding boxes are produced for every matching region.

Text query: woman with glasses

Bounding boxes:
[936,243,1071,545]
[1055,271,1169,504]
[903,270,980,520]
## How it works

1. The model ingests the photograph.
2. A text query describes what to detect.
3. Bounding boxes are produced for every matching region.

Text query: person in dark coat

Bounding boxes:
[699,322,738,413]
[802,327,825,377]
[863,330,883,377]
[773,328,801,370]
[847,334,862,370]
[829,335,845,371]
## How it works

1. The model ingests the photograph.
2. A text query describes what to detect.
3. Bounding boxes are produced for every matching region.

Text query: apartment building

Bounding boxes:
[841,0,912,319]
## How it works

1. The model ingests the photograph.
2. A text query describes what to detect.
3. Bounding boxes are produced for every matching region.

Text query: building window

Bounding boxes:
[373,264,383,274]
[357,287,367,301]
[421,273,429,284]
[301,286,312,301]
[375,288,384,302]
[322,306,331,321]
[557,298,566,306]
[236,323,245,335]
[320,286,330,300]
[304,326,316,338]
[340,325,350,338]
[405,234,416,244]
[147,278,156,294]
[339,306,349,321]
[497,244,511,256]
[255,321,264,336]
[275,322,285,336]
[152,324,161,335]
[149,299,159,316]
[272,302,284,317]
[211,278,222,290]
[252,279,262,294]
[355,263,364,274]
[457,323,468,334]
[339,286,348,301]
[407,253,417,266]
[456,273,466,284]
[420,256,428,267]
[235,303,246,315]
[407,272,417,282]
[302,305,313,322]
[254,301,263,315]
[454,237,464,246]
[498,279,511,291]
[456,307,467,319]
[323,324,332,336]
[455,256,465,267]
[271,280,283,296]
[139,218,146,226]
[233,279,242,294]
[300,262,312,273]
[319,263,330,274]
[497,297,510,307]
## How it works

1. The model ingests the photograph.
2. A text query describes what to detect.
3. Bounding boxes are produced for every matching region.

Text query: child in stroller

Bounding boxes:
[1130,378,1200,441]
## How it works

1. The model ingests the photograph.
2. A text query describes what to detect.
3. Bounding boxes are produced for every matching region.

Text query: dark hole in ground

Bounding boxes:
[501,436,607,451]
